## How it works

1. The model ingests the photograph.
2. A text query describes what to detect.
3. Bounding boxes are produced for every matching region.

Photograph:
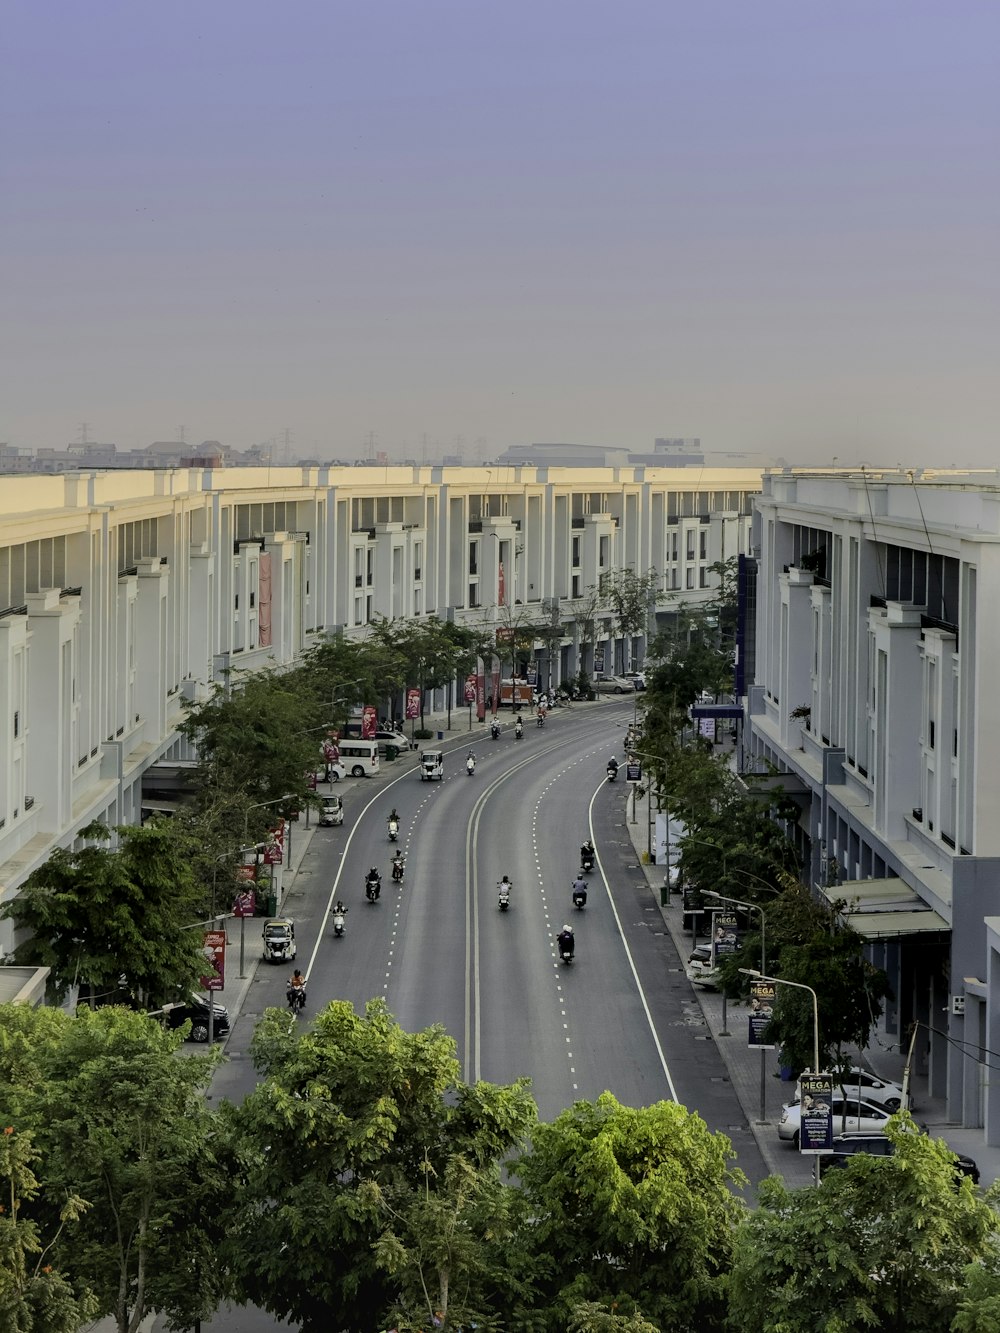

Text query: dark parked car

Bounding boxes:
[820,1134,979,1184]
[166,995,231,1043]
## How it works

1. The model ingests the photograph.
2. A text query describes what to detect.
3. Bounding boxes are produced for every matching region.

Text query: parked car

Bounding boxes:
[794,1067,910,1112]
[624,670,647,690]
[819,1134,979,1183]
[685,943,719,990]
[323,760,346,783]
[593,674,636,694]
[778,1096,899,1147]
[374,729,412,755]
[165,996,231,1043]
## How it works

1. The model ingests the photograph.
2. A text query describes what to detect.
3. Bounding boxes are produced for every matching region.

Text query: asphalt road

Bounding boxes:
[195,702,767,1330]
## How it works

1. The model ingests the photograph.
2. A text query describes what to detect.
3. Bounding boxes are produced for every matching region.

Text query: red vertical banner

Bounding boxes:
[362,705,377,738]
[498,560,505,606]
[491,660,501,715]
[476,670,486,722]
[257,553,272,648]
[464,673,477,703]
[405,687,421,719]
[201,929,226,992]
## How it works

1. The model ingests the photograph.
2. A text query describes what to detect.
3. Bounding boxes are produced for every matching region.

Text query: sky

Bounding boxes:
[2,1,998,467]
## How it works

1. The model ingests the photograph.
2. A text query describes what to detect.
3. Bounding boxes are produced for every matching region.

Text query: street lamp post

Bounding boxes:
[740,968,823,1185]
[706,890,768,1123]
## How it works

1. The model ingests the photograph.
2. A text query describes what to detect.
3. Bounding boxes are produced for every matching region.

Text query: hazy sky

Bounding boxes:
[3,1,997,466]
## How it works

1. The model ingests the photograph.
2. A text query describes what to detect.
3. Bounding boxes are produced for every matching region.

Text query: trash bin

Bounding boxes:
[386,744,399,761]
[266,892,278,918]
[437,730,444,740]
[660,881,669,907]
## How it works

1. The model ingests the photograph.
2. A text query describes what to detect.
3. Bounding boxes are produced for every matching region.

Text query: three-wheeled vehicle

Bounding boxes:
[420,749,444,781]
[262,917,296,963]
[320,794,343,826]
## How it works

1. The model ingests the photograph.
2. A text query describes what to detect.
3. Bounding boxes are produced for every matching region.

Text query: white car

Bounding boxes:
[778,1096,896,1147]
[624,670,647,690]
[374,729,411,754]
[593,674,636,694]
[323,761,346,783]
[794,1067,909,1113]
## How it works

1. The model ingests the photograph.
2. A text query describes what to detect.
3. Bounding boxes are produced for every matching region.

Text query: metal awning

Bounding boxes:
[822,878,949,938]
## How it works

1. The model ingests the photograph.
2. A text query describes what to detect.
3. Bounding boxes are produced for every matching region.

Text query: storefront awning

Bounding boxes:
[822,878,949,938]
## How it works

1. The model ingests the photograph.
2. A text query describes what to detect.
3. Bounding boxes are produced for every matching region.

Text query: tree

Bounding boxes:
[510,1092,745,1332]
[1,820,210,1008]
[225,999,536,1333]
[180,669,323,831]
[0,1125,97,1333]
[600,569,659,674]
[727,1118,1000,1333]
[0,1004,226,1333]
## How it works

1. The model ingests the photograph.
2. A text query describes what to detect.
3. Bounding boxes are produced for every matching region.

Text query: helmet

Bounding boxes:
[563,924,571,933]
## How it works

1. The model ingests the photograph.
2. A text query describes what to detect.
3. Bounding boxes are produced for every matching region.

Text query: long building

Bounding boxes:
[0,463,759,951]
[748,466,1000,1146]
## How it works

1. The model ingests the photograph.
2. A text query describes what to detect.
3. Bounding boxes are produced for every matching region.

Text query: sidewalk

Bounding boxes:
[621,781,1000,1189]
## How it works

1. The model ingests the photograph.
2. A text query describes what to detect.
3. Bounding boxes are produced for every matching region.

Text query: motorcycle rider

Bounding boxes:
[391,851,405,881]
[466,751,476,775]
[287,968,307,1008]
[366,866,382,899]
[557,924,575,959]
[606,756,619,780]
[387,808,400,838]
[571,875,588,906]
[581,838,595,863]
[514,716,523,740]
[498,873,513,898]
[491,720,500,739]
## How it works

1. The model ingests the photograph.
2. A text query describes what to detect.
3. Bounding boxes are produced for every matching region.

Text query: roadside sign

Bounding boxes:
[798,1073,834,1154]
[201,929,226,992]
[748,979,776,1048]
[232,890,256,919]
[625,762,642,783]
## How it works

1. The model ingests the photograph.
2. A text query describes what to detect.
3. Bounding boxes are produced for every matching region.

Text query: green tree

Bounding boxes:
[1,820,210,1008]
[600,569,659,673]
[226,999,535,1333]
[510,1092,745,1332]
[0,1125,97,1333]
[727,1118,1000,1333]
[0,1004,226,1333]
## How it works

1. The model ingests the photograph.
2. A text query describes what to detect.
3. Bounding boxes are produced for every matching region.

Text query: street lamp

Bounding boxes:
[740,968,823,1185]
[706,890,768,1123]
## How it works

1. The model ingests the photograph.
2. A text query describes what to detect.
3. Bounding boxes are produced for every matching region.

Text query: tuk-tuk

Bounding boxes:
[320,794,343,826]
[420,749,444,781]
[262,918,296,963]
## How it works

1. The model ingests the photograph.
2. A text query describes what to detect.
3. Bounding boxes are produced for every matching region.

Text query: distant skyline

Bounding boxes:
[3,1,998,468]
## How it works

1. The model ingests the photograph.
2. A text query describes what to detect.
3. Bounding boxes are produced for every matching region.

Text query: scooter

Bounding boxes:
[558,938,575,965]
[514,722,523,740]
[536,712,545,728]
[581,849,595,874]
[497,881,512,911]
[606,763,618,783]
[388,819,399,842]
[332,907,347,937]
[365,875,381,903]
[491,722,501,740]
[466,756,476,776]
[286,986,307,1014]
[572,881,588,910]
[391,858,405,883]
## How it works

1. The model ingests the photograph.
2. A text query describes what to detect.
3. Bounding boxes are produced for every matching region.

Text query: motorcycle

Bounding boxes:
[365,875,381,903]
[388,818,399,842]
[558,936,575,965]
[491,721,501,740]
[466,756,476,776]
[536,712,545,728]
[572,881,588,910]
[332,908,347,937]
[514,722,523,740]
[581,849,595,873]
[391,858,405,883]
[606,763,618,783]
[497,880,512,911]
[286,985,307,1014]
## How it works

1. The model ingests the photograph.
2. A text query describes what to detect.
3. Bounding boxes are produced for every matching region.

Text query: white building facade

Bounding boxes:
[748,467,1000,1144]
[0,463,758,946]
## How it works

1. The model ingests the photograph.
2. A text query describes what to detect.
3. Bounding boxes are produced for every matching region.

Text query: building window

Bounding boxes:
[468,583,480,608]
[572,536,581,567]
[469,541,479,576]
[699,530,708,560]
[686,531,696,560]
[572,574,581,598]
[686,568,694,589]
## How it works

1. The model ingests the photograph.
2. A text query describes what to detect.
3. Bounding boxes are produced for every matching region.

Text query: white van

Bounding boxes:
[338,739,381,778]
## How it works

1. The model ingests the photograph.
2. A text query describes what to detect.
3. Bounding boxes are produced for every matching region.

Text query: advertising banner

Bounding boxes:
[361,704,377,738]
[405,688,421,720]
[798,1073,834,1154]
[682,884,704,917]
[476,669,486,723]
[748,979,777,1049]
[712,910,741,958]
[464,673,477,703]
[625,761,642,783]
[201,929,226,992]
[232,889,257,918]
[491,660,501,714]
[526,661,537,685]
[321,738,340,763]
[593,646,606,673]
